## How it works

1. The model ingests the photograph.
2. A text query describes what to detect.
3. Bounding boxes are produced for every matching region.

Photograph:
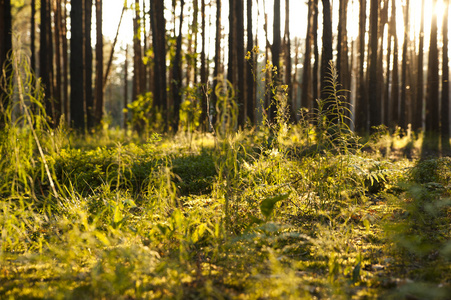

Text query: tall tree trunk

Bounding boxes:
[368,0,379,129]
[124,45,129,129]
[284,0,294,121]
[31,0,36,73]
[54,0,63,125]
[320,0,333,109]
[400,0,410,129]
[172,0,184,132]
[337,0,349,123]
[40,0,55,124]
[442,0,450,148]
[425,0,439,136]
[150,0,167,126]
[390,0,399,126]
[312,0,319,111]
[236,0,245,126]
[414,0,425,131]
[355,0,367,132]
[62,0,69,123]
[301,0,313,112]
[200,0,208,129]
[246,0,254,124]
[212,0,221,126]
[94,0,103,126]
[0,0,12,128]
[84,0,93,129]
[70,0,85,130]
[270,0,281,122]
[133,0,142,103]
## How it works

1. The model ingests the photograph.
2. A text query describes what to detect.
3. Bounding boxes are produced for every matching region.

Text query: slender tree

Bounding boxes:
[425,0,439,136]
[62,0,69,122]
[246,0,255,124]
[355,0,367,132]
[0,0,12,127]
[31,0,36,73]
[212,0,221,126]
[368,0,380,129]
[150,0,167,123]
[441,0,450,148]
[337,0,350,123]
[94,0,103,126]
[320,0,333,107]
[70,0,85,130]
[236,0,245,126]
[172,0,184,132]
[132,0,143,104]
[200,0,208,128]
[124,45,129,129]
[84,0,93,129]
[284,0,294,121]
[390,0,399,126]
[270,0,281,122]
[400,0,410,129]
[414,0,425,131]
[54,0,63,125]
[40,0,55,123]
[301,0,314,112]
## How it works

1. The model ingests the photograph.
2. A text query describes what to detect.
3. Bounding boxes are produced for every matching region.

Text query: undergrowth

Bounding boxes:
[0,55,450,299]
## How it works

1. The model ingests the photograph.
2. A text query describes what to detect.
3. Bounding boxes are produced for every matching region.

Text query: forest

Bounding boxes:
[0,0,450,299]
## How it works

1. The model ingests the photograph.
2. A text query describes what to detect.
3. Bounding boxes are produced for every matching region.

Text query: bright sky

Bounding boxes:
[100,0,450,59]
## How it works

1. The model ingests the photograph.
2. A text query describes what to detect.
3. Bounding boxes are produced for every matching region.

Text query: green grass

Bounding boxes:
[1,57,450,299]
[1,125,450,299]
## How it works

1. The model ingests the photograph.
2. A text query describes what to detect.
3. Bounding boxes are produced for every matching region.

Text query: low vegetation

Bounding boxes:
[1,61,450,299]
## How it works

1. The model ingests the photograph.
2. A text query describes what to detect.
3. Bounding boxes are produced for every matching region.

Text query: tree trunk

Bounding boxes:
[368,0,379,129]
[320,0,333,109]
[200,0,208,129]
[425,0,439,136]
[150,0,167,126]
[400,0,410,129]
[212,0,221,126]
[40,0,55,124]
[270,0,281,122]
[442,0,450,148]
[414,0,425,131]
[283,0,294,121]
[84,0,93,129]
[94,0,103,126]
[301,0,313,112]
[70,0,85,130]
[62,0,69,124]
[246,0,255,124]
[31,0,36,73]
[390,0,399,126]
[54,0,63,125]
[0,0,12,127]
[337,0,349,123]
[355,0,367,132]
[124,45,129,129]
[172,0,184,132]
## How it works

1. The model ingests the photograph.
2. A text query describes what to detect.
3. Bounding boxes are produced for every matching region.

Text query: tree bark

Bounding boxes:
[355,0,367,132]
[94,0,103,126]
[246,0,255,124]
[368,0,380,129]
[425,0,439,136]
[172,0,184,132]
[442,0,450,148]
[400,0,410,129]
[84,0,93,129]
[414,0,425,131]
[270,0,281,122]
[0,0,12,127]
[70,0,85,130]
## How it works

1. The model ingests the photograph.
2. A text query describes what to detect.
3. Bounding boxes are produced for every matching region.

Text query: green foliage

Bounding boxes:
[1,53,450,299]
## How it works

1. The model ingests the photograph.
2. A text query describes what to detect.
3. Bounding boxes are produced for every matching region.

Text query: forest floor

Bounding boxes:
[0,126,450,299]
